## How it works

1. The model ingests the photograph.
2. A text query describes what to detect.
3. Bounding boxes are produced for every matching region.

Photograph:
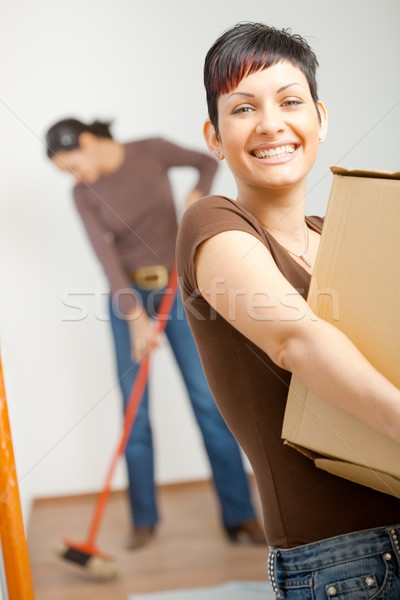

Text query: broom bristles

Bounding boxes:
[54,541,119,580]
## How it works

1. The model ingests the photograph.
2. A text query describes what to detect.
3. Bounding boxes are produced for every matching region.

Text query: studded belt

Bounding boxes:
[268,549,284,598]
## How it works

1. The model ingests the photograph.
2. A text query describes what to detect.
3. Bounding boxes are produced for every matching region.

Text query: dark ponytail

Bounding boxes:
[88,120,113,139]
[45,118,113,158]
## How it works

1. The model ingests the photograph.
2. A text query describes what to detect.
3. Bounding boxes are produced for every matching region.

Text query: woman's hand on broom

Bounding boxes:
[128,311,159,363]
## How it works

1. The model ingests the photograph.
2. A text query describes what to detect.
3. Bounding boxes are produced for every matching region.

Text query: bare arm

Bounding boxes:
[196,230,400,443]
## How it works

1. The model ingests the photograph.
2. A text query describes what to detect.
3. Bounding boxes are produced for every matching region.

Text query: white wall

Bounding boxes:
[1,0,399,523]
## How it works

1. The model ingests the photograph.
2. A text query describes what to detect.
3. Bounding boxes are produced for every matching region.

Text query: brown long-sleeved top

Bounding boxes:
[73,138,218,314]
[176,195,400,548]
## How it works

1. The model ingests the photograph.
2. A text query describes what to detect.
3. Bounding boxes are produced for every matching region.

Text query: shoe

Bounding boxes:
[126,525,156,550]
[225,518,266,545]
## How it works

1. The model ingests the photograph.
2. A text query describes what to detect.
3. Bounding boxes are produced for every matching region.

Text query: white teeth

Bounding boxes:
[254,145,296,159]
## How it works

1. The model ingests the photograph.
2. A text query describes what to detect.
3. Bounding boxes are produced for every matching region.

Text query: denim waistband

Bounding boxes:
[268,525,400,597]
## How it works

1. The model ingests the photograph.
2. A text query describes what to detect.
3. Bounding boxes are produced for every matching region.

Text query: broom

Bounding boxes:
[55,266,178,579]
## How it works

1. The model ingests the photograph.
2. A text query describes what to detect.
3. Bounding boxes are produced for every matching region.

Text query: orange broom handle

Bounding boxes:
[86,265,179,545]
[0,357,35,599]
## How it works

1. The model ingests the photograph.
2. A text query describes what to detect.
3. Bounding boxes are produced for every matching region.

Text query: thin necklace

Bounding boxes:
[267,222,312,268]
[288,222,312,268]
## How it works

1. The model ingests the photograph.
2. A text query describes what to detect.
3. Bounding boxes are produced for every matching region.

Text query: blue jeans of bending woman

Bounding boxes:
[268,524,400,599]
[109,284,256,529]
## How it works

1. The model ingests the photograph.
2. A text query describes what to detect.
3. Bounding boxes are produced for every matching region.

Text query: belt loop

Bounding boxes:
[387,526,400,574]
[268,549,285,598]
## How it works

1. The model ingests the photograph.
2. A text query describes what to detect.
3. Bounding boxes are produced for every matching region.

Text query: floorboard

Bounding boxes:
[28,480,268,600]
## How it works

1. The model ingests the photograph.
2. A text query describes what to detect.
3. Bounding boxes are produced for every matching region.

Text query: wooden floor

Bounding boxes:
[28,480,268,599]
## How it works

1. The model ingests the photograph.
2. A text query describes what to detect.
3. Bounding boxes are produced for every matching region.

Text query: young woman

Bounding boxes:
[45,119,264,549]
[176,23,400,598]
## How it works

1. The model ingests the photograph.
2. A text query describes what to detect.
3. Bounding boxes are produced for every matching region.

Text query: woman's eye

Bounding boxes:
[282,99,303,107]
[232,105,254,115]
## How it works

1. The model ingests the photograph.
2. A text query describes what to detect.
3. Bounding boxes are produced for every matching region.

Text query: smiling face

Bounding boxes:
[204,60,327,200]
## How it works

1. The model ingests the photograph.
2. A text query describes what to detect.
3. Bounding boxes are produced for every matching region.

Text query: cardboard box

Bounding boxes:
[282,166,400,498]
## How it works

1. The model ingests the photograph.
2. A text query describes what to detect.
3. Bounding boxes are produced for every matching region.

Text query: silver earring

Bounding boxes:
[216,151,221,158]
[318,136,324,143]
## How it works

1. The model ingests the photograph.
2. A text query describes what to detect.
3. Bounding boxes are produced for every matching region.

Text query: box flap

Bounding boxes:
[284,441,400,498]
[330,165,400,180]
[315,458,400,499]
[283,440,321,461]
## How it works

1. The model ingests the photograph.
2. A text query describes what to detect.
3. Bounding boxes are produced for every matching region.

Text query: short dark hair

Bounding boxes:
[204,22,320,138]
[45,118,113,158]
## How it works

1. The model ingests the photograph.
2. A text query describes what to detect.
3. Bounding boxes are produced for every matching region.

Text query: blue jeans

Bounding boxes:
[268,525,400,599]
[109,284,256,528]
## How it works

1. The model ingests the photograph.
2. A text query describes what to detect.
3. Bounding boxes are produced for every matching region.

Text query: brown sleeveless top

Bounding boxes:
[176,195,400,548]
